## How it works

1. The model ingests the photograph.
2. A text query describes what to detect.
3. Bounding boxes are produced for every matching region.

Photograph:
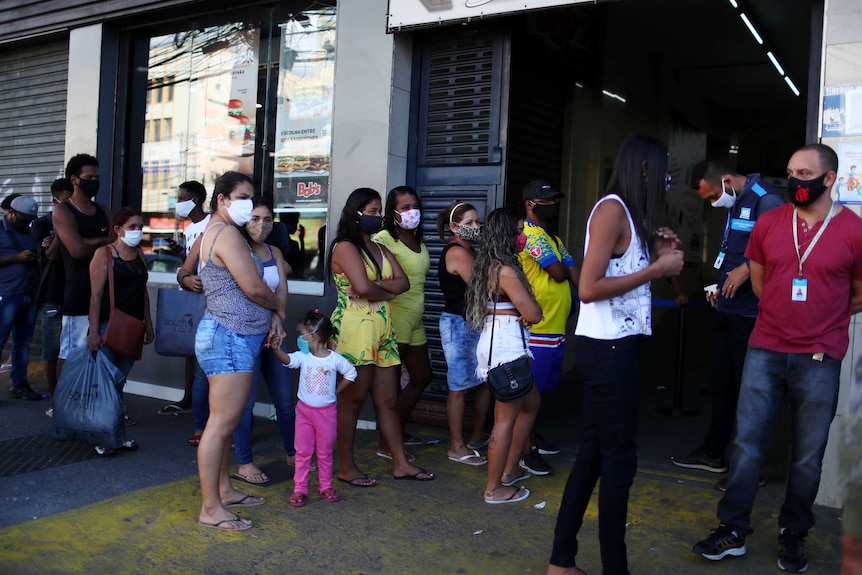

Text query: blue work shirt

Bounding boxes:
[0,215,37,295]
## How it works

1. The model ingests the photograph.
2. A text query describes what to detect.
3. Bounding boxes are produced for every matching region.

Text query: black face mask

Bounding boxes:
[357,214,383,235]
[77,178,100,198]
[11,216,30,232]
[531,202,559,222]
[787,173,830,207]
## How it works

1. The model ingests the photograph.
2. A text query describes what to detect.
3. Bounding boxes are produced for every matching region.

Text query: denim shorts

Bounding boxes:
[439,312,482,391]
[195,316,266,376]
[476,315,533,381]
[40,304,63,361]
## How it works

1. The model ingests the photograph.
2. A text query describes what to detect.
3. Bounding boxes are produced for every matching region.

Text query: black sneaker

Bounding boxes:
[693,523,746,560]
[778,529,808,572]
[671,448,727,473]
[714,475,766,492]
[534,432,561,455]
[9,383,42,401]
[519,447,553,475]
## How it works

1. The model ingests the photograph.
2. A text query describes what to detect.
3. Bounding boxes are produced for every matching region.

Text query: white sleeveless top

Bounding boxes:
[575,194,652,340]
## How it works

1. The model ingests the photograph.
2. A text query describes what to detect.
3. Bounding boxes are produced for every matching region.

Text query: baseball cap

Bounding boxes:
[522,180,564,202]
[10,195,38,219]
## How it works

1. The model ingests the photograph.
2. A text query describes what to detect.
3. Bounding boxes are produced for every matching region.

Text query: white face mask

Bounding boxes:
[120,229,143,247]
[175,199,196,218]
[710,180,737,209]
[227,198,254,227]
[396,208,421,230]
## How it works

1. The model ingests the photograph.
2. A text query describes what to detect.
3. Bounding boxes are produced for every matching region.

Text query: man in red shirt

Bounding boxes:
[693,143,862,573]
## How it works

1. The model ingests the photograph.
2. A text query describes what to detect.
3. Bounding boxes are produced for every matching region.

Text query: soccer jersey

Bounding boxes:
[519,219,576,334]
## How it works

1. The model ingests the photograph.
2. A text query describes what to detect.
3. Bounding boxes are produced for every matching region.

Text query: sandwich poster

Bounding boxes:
[387,0,590,31]
[274,10,336,208]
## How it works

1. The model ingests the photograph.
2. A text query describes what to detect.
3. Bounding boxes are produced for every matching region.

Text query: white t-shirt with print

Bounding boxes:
[283,350,357,408]
[183,214,211,260]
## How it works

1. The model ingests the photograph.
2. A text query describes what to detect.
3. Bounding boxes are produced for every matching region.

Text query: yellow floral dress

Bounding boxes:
[330,245,401,367]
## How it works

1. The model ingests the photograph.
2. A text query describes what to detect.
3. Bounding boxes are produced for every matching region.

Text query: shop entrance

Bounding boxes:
[409,0,816,454]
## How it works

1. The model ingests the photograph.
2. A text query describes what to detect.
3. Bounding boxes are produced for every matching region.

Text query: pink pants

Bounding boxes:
[294,400,337,494]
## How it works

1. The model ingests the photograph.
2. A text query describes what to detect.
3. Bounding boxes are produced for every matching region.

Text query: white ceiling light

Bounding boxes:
[784,76,800,97]
[739,13,764,45]
[728,0,738,7]
[602,89,626,103]
[766,51,785,76]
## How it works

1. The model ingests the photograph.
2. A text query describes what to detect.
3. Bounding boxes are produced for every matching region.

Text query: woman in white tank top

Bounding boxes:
[547,135,685,575]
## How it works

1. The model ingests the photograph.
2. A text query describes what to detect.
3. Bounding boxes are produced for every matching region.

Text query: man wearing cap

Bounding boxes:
[0,195,42,400]
[672,161,784,485]
[518,180,580,477]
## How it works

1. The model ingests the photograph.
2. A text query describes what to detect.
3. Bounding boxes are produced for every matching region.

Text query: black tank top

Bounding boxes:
[98,247,149,324]
[438,242,471,318]
[60,202,110,316]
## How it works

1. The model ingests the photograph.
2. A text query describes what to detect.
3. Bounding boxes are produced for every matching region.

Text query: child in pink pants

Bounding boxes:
[272,310,356,507]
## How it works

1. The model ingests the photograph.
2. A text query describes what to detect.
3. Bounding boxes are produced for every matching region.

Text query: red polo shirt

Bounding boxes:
[746,203,862,360]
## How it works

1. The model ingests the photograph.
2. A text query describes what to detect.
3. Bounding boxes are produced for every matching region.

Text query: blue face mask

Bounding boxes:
[297,335,310,354]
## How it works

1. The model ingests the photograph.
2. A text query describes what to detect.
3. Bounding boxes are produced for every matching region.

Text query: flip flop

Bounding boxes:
[187,434,202,446]
[320,488,340,503]
[403,433,425,446]
[502,469,531,486]
[289,492,307,508]
[158,404,189,415]
[225,494,265,508]
[466,435,491,450]
[198,516,252,531]
[393,468,435,481]
[232,472,271,485]
[485,486,530,505]
[448,449,487,466]
[337,475,377,488]
[376,450,416,462]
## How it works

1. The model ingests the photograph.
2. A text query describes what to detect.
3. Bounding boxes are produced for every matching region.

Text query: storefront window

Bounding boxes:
[139,8,335,291]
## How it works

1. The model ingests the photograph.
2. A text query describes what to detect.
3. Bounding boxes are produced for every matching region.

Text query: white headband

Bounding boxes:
[449,202,466,224]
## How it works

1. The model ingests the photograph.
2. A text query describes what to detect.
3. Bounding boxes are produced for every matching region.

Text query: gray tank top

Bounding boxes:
[199,223,271,335]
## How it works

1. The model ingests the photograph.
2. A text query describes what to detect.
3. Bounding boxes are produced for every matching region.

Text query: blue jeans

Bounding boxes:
[232,344,296,464]
[191,359,209,432]
[550,336,640,575]
[718,346,841,536]
[0,293,38,387]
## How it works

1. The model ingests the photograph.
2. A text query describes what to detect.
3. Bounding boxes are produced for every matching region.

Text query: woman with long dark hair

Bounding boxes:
[372,186,432,455]
[194,171,285,531]
[437,201,492,466]
[328,187,435,485]
[465,207,543,504]
[546,135,685,575]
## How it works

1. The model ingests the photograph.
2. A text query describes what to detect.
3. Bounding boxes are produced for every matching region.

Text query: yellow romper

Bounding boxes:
[330,245,401,367]
[372,231,430,346]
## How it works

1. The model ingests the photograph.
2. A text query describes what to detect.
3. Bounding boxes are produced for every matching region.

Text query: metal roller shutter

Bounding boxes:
[0,39,69,210]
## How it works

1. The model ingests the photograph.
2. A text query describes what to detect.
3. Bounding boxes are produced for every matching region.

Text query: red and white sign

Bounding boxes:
[387,0,591,31]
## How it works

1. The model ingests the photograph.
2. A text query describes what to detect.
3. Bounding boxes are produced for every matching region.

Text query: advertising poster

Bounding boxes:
[823,84,862,137]
[274,11,336,208]
[387,0,591,30]
[198,26,260,177]
[836,143,862,205]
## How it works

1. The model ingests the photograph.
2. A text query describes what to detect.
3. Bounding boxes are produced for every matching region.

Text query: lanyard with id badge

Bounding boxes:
[791,203,836,302]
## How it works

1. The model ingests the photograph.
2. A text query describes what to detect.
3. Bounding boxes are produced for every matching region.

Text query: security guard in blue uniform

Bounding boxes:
[671,160,785,483]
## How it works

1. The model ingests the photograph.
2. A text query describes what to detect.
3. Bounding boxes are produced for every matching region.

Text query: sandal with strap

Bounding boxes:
[289,492,307,508]
[320,488,340,503]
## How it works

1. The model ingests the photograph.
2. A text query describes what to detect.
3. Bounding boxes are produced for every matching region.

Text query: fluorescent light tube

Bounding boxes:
[740,13,764,44]
[728,0,738,7]
[784,76,800,96]
[767,51,785,76]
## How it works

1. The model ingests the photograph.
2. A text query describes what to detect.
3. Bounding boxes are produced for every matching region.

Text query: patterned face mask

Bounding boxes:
[246,219,273,243]
[455,223,481,242]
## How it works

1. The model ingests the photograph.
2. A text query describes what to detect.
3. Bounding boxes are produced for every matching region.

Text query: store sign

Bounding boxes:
[274,11,336,208]
[387,0,590,31]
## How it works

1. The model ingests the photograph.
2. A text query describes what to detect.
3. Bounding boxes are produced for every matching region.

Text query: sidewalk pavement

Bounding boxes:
[0,360,843,574]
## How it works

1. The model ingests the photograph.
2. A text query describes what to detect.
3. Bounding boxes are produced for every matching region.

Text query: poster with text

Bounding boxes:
[274,10,336,209]
[823,84,862,137]
[836,143,862,204]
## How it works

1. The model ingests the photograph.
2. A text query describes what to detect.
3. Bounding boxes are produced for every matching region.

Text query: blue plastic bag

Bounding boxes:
[52,349,126,448]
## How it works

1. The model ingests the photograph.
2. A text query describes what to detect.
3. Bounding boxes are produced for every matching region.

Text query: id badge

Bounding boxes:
[713,251,726,270]
[792,278,808,302]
